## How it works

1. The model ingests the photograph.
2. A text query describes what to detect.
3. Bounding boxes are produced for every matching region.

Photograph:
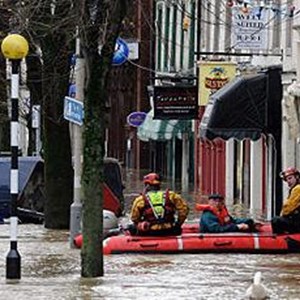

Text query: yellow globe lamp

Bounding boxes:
[1,34,29,60]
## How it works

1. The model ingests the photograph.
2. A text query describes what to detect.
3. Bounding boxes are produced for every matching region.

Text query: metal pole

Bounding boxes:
[69,28,84,247]
[181,132,189,193]
[6,59,21,279]
[136,0,142,173]
[266,134,273,220]
[194,0,202,193]
[32,104,41,155]
[172,136,176,190]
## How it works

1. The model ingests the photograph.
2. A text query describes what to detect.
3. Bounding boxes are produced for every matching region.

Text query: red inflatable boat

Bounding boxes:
[74,223,300,254]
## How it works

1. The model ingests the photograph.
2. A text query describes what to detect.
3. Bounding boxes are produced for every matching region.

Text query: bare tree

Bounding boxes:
[79,0,133,277]
[26,1,76,228]
[3,0,78,228]
[1,2,133,275]
[0,6,12,153]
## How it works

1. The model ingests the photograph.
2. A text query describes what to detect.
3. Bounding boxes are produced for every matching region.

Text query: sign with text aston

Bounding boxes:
[232,7,267,50]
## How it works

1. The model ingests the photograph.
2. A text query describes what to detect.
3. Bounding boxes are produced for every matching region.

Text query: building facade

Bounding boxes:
[141,0,300,219]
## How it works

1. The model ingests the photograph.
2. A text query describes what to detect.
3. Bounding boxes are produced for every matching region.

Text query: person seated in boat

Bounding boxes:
[129,172,189,236]
[271,167,300,234]
[198,193,256,233]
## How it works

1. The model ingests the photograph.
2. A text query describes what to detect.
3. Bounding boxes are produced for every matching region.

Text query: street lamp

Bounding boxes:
[1,33,29,280]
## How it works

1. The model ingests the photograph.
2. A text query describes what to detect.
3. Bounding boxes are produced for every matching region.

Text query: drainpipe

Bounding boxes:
[181,131,189,193]
[194,0,202,193]
[136,0,142,173]
[172,136,176,190]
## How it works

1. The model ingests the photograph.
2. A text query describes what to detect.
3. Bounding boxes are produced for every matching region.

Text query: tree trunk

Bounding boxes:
[80,0,132,277]
[26,53,42,156]
[38,4,75,229]
[4,1,78,227]
[0,54,10,152]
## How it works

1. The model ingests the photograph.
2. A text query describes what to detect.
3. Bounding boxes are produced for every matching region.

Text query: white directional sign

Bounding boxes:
[64,96,84,126]
[32,105,41,129]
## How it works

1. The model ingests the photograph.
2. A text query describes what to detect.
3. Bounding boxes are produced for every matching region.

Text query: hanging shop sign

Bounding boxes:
[198,61,237,106]
[127,111,147,127]
[153,86,198,120]
[231,6,267,50]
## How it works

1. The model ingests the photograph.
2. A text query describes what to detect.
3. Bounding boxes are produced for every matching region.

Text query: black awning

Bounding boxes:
[199,66,283,215]
[199,66,282,141]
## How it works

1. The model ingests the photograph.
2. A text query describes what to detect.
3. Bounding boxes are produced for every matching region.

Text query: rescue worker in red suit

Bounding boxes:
[129,173,189,236]
[198,194,256,233]
[271,167,300,234]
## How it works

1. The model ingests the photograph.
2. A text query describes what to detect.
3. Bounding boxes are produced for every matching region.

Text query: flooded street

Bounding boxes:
[1,224,300,299]
[0,170,300,299]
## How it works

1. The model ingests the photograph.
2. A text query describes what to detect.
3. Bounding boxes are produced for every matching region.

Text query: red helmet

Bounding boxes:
[280,167,300,181]
[143,173,161,185]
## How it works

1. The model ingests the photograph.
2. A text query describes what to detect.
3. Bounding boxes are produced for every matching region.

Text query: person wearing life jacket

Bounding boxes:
[198,194,255,233]
[129,172,189,236]
[271,167,300,234]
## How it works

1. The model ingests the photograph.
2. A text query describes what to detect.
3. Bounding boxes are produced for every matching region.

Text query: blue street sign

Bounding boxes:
[68,84,76,98]
[127,111,147,127]
[64,96,84,126]
[112,38,129,66]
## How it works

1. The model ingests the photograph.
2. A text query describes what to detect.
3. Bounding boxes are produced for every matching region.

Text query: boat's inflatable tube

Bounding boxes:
[74,222,300,254]
[74,223,200,248]
[74,234,83,248]
[74,210,118,247]
[102,231,300,255]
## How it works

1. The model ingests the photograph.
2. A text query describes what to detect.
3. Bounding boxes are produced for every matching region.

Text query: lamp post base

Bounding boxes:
[69,202,82,248]
[6,244,21,279]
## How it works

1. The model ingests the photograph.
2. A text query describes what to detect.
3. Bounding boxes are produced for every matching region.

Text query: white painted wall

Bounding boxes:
[225,139,235,206]
[250,139,263,218]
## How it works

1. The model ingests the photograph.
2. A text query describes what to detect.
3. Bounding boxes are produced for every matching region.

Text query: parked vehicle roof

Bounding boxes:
[0,156,44,200]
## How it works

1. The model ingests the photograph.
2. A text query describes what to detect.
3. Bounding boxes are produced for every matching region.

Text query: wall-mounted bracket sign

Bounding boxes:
[127,111,147,127]
[112,38,129,66]
[153,85,198,119]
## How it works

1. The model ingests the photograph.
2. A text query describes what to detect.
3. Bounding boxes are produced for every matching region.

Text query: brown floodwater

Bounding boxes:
[1,223,300,299]
[1,169,300,299]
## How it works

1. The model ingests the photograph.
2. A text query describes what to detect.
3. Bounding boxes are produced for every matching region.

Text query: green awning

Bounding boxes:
[137,109,191,141]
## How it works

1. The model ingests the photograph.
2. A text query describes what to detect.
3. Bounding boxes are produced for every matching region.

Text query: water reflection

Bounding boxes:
[1,168,300,299]
[102,253,300,300]
[1,224,300,299]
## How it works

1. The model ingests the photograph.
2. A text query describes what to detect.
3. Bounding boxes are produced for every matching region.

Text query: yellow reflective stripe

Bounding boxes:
[146,191,166,219]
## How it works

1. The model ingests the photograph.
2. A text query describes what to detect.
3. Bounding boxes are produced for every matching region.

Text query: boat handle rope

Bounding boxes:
[214,241,232,247]
[139,243,159,248]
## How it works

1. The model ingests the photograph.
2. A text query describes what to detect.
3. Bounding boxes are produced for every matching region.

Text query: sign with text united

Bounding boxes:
[153,86,198,119]
[64,96,84,126]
